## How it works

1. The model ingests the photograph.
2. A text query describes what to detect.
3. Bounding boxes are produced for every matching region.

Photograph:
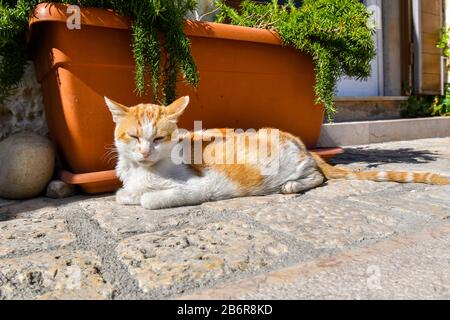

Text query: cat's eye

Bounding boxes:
[153,136,165,143]
[128,133,139,140]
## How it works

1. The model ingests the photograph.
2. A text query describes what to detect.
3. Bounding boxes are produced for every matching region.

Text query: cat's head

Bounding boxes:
[104,96,189,166]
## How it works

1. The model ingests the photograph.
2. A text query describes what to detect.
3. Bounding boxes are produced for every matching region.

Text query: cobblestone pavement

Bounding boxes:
[1,138,449,299]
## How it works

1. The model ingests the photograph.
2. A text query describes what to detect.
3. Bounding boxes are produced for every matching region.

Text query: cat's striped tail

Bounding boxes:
[310,152,449,186]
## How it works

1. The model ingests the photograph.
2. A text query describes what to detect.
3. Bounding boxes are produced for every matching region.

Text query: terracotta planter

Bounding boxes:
[29,3,341,194]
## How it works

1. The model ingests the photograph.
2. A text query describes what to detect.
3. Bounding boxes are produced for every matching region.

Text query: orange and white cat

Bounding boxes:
[105,96,449,210]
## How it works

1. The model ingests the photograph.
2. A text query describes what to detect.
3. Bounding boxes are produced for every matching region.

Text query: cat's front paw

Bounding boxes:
[141,192,169,210]
[116,188,140,205]
[141,191,177,210]
[140,192,160,210]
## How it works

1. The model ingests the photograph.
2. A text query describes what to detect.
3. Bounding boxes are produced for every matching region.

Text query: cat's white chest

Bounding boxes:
[123,167,174,193]
[118,158,197,194]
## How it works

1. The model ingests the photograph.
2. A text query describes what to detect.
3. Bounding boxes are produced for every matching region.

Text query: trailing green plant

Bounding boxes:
[216,0,376,120]
[0,0,199,105]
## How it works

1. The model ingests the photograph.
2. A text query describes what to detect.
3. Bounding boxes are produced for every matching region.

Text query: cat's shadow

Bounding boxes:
[330,147,440,168]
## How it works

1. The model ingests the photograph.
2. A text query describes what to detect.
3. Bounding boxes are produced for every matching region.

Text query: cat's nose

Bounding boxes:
[140,146,151,159]
[140,150,150,159]
[139,141,151,159]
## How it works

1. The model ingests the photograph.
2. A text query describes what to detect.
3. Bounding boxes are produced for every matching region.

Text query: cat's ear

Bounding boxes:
[104,97,128,123]
[166,96,189,122]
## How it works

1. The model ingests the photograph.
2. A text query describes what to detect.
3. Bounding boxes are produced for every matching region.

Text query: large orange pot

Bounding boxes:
[29,3,334,194]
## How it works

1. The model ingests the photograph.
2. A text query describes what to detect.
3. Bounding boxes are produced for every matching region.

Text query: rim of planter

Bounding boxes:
[29,3,283,46]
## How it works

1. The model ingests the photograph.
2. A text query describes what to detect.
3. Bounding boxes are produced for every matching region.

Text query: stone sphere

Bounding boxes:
[0,132,55,199]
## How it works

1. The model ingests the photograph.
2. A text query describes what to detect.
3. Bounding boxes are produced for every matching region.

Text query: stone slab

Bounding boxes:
[0,218,75,257]
[117,220,289,293]
[181,223,450,300]
[0,250,113,300]
[80,196,206,238]
[244,196,428,249]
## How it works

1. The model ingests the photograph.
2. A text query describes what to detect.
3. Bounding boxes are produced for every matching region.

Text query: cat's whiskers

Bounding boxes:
[103,144,118,166]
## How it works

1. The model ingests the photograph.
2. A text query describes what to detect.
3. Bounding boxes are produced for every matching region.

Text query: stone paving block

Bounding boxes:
[237,228,450,299]
[200,194,296,211]
[411,185,450,204]
[0,197,86,221]
[0,198,57,221]
[83,194,296,238]
[304,180,400,200]
[180,223,450,300]
[81,197,207,237]
[116,220,289,293]
[0,250,113,300]
[346,187,450,219]
[244,197,427,249]
[0,218,75,257]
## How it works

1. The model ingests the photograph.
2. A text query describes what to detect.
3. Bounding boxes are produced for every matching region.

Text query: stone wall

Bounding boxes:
[0,62,47,141]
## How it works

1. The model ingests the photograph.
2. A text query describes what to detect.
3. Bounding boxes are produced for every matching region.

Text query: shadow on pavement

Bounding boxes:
[0,194,111,223]
[330,147,440,168]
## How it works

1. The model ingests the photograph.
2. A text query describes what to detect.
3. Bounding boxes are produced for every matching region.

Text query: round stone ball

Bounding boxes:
[0,132,55,199]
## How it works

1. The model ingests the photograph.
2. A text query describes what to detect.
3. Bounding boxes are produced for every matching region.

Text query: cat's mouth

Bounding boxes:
[137,158,155,166]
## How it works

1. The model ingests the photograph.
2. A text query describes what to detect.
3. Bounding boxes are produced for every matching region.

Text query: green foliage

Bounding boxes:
[437,27,450,58]
[436,29,450,116]
[216,0,376,120]
[400,94,435,119]
[0,0,35,101]
[400,92,450,118]
[430,84,450,117]
[0,0,199,105]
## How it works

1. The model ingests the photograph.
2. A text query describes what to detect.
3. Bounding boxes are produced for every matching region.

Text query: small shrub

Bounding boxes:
[400,94,435,119]
[430,84,450,117]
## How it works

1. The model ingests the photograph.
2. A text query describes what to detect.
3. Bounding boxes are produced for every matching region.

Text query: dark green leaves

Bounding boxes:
[216,0,376,120]
[1,0,375,114]
[0,0,199,105]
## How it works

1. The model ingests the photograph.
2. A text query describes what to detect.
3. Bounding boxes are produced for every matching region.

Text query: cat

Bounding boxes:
[185,0,219,22]
[104,96,449,210]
